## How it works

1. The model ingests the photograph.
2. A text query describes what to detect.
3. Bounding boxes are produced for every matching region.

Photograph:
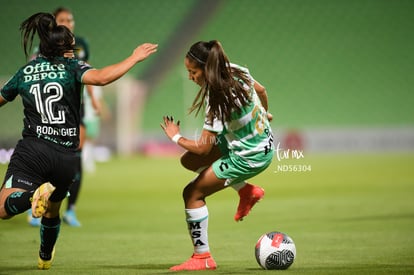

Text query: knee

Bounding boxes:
[0,199,11,219]
[44,201,62,218]
[182,184,191,201]
[180,153,195,171]
[0,208,12,220]
[0,214,11,220]
[44,211,60,219]
[182,180,207,204]
[182,183,198,203]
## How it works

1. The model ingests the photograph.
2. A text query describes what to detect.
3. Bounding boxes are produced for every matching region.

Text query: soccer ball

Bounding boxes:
[255,231,296,270]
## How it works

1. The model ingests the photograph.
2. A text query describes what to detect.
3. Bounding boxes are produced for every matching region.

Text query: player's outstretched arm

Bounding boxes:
[83,43,158,86]
[161,116,217,155]
[254,80,268,111]
[254,80,273,122]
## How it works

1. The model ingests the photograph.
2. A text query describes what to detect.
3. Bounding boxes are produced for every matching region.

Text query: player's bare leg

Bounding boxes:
[170,167,225,271]
[180,145,221,172]
[181,148,265,222]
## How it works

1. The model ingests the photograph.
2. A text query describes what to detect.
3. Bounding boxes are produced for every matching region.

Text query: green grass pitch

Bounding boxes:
[0,153,413,274]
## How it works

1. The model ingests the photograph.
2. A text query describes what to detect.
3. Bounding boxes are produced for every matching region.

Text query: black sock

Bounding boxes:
[68,158,82,211]
[4,191,34,216]
[39,216,61,260]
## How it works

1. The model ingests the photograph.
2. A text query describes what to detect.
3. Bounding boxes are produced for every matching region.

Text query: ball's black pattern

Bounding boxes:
[265,249,295,270]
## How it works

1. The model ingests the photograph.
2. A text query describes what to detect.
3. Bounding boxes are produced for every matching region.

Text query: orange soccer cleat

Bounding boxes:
[234,184,265,222]
[170,252,217,271]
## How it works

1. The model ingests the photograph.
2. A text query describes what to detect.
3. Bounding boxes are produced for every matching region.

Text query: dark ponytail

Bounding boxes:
[20,12,74,59]
[187,40,252,124]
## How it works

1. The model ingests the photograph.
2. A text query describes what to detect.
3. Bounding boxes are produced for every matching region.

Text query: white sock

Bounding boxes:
[231,181,247,192]
[185,205,209,254]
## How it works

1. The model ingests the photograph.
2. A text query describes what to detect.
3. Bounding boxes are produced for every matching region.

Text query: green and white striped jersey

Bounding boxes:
[203,64,274,166]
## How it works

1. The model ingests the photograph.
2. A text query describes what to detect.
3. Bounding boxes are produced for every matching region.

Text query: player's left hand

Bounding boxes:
[132,43,158,63]
[160,116,180,140]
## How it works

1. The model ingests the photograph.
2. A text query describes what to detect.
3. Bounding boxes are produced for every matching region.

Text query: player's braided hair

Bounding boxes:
[20,12,74,59]
[187,40,252,125]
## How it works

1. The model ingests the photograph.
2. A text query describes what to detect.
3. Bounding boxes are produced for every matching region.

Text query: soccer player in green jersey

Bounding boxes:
[161,40,274,271]
[0,12,157,270]
[27,6,96,227]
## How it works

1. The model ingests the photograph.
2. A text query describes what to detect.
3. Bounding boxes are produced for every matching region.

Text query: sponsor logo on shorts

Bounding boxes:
[17,178,34,187]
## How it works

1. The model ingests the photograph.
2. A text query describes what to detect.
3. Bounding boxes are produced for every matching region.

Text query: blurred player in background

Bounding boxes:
[161,40,274,271]
[82,84,110,174]
[27,7,104,227]
[0,11,157,269]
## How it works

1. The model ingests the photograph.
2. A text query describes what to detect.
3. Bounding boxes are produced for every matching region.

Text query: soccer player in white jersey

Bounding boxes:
[161,40,274,271]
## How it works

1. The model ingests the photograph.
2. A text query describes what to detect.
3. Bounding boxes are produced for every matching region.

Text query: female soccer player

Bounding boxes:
[161,40,274,271]
[27,6,95,227]
[0,12,157,270]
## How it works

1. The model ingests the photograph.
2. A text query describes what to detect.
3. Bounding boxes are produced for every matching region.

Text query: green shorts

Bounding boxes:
[212,135,273,186]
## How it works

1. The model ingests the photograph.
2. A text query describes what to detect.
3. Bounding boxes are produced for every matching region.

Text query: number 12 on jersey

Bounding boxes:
[29,82,65,124]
